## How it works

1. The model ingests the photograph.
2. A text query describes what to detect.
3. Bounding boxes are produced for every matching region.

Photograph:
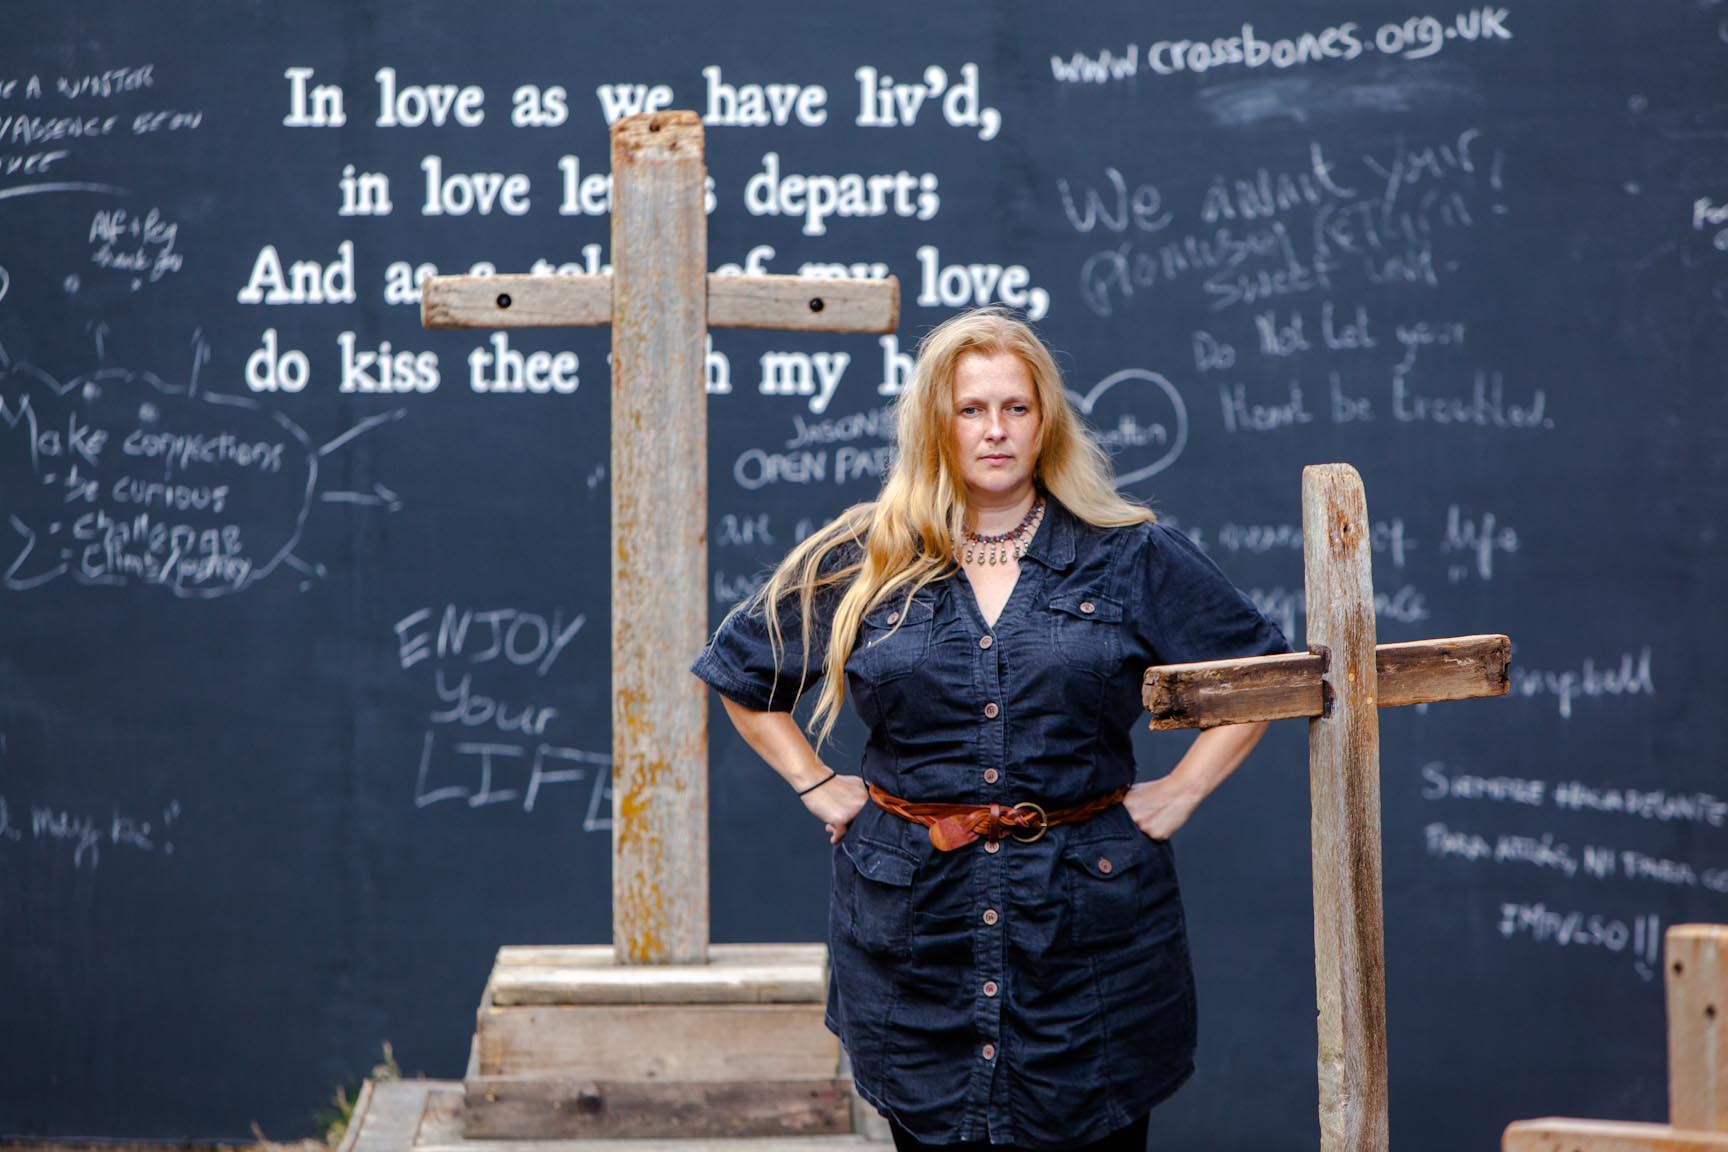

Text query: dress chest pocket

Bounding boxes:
[857,595,934,683]
[1047,591,1124,673]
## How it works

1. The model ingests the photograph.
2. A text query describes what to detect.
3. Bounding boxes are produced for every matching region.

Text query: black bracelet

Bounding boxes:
[797,770,838,797]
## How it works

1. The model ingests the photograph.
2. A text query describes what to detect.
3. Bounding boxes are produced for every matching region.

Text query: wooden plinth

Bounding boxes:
[464,943,849,1141]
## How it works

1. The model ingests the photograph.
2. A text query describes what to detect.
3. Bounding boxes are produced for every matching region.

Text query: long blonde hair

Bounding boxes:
[746,305,1156,748]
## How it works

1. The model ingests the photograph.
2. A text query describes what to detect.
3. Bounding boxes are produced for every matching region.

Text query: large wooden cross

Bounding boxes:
[1141,463,1512,1152]
[422,110,898,965]
[1504,924,1728,1152]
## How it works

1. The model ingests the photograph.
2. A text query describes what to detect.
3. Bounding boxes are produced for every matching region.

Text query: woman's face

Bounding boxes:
[949,349,1042,505]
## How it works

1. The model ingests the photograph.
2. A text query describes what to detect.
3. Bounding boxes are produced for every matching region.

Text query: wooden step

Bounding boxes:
[464,942,847,1141]
[476,996,837,1079]
[343,1080,883,1152]
[461,1074,852,1140]
[489,942,827,1005]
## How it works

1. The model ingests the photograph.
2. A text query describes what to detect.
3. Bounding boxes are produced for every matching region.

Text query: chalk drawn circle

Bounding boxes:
[1068,368,1188,487]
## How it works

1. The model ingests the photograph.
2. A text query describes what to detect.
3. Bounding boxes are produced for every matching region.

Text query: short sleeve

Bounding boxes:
[690,546,855,713]
[1137,522,1292,665]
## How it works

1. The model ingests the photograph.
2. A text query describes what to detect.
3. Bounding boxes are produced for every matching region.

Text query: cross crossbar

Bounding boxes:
[422,272,898,333]
[1142,634,1510,730]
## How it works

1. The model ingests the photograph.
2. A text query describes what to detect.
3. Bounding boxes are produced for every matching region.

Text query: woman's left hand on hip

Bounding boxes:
[1124,776,1205,841]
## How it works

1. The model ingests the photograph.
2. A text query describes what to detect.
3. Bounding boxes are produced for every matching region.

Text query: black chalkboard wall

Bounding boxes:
[4,1,1726,1145]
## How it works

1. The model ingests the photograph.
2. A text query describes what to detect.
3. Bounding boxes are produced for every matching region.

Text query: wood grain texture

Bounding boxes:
[609,110,710,965]
[415,1079,880,1151]
[1302,463,1389,1152]
[1142,635,1510,730]
[490,942,827,1005]
[420,274,611,329]
[338,1079,442,1152]
[420,273,897,333]
[1504,1120,1728,1152]
[476,1002,837,1079]
[461,1075,853,1140]
[1669,925,1728,1130]
[707,273,898,332]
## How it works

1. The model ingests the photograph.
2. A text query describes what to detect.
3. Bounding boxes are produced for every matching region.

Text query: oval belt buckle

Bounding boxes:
[1011,801,1049,843]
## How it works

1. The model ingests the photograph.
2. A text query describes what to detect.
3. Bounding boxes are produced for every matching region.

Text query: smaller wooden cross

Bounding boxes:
[422,110,898,966]
[1503,924,1728,1152]
[1141,462,1512,1152]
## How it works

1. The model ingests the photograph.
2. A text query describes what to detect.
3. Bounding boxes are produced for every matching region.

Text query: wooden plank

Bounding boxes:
[338,1078,440,1152]
[420,274,611,329]
[497,968,831,1007]
[475,1002,838,1079]
[418,273,896,333]
[1302,463,1389,1152]
[1669,925,1728,1130]
[1142,635,1511,730]
[417,1083,877,1150]
[1505,1119,1728,1152]
[494,941,824,966]
[708,274,898,332]
[490,947,827,1006]
[1144,651,1320,729]
[609,109,710,965]
[1378,634,1511,707]
[462,1075,852,1140]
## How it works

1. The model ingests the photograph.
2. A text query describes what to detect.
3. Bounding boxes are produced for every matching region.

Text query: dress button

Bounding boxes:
[981,1043,997,1061]
[983,980,999,997]
[983,768,999,784]
[1080,600,1096,614]
[983,702,999,719]
[1097,857,1113,874]
[887,610,900,625]
[979,635,993,649]
[982,908,999,925]
[985,840,1001,854]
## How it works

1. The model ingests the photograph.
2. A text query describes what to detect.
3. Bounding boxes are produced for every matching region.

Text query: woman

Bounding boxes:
[691,306,1290,1151]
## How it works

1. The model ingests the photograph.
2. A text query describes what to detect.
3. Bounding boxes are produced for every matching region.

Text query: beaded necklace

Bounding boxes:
[958,495,1046,566]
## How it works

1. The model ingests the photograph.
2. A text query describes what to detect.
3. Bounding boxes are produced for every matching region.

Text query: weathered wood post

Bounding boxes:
[607,112,711,965]
[1303,464,1389,1152]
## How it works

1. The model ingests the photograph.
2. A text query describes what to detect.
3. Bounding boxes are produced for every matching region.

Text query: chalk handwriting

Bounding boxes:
[413,732,611,825]
[1508,648,1656,718]
[1050,10,1512,83]
[393,606,584,676]
[0,793,181,871]
[1497,904,1661,980]
[2,346,401,596]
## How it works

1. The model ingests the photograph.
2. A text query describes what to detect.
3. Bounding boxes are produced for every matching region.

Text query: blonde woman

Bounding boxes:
[692,306,1289,1151]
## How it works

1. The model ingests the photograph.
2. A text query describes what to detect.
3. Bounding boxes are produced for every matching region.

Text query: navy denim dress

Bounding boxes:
[691,498,1291,1148]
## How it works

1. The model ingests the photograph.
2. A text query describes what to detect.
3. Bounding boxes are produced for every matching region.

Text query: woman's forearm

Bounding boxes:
[719,695,831,793]
[1168,721,1271,802]
[718,695,869,843]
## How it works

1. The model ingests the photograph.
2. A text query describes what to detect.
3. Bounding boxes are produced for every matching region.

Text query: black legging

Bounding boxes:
[889,1113,1149,1152]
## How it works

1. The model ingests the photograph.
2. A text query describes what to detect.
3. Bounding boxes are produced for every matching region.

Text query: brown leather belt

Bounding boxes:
[868,783,1130,852]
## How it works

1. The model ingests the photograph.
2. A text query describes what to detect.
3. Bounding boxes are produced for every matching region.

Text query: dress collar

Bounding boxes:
[1019,492,1077,572]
